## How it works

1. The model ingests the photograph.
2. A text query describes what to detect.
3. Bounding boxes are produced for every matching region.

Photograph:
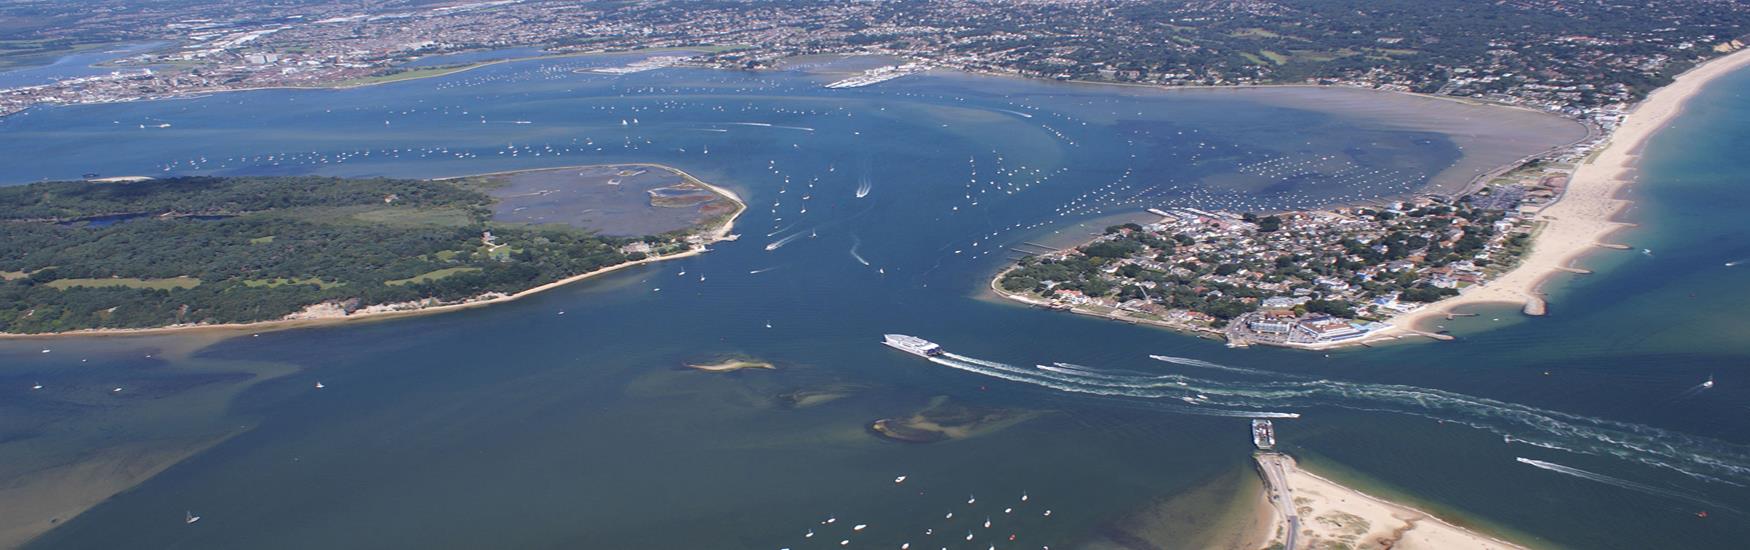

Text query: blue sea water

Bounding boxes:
[1,52,1746,549]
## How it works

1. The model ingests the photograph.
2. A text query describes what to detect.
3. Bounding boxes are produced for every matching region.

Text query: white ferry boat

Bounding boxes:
[1251,419,1276,450]
[883,334,944,358]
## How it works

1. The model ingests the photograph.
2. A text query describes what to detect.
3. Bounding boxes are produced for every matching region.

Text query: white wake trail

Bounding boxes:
[941,352,1750,486]
[932,353,1301,418]
[1149,355,1287,377]
[765,230,809,251]
[850,236,871,266]
[1517,458,1737,512]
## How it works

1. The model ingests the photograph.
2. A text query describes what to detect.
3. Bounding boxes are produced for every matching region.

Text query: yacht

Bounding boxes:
[883,335,944,358]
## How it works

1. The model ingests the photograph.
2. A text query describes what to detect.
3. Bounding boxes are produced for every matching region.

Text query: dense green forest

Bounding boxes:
[0,176,687,333]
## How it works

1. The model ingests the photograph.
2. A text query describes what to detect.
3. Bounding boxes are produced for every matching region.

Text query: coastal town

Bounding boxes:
[5,0,1749,130]
[994,157,1581,348]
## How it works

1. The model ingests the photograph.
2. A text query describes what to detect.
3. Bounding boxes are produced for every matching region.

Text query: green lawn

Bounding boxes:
[250,235,276,244]
[385,267,482,286]
[46,277,201,290]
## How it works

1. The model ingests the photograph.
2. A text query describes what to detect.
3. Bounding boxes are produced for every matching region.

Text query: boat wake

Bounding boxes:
[1676,379,1712,399]
[932,352,1301,418]
[855,174,872,198]
[728,122,815,131]
[929,351,1750,487]
[766,223,797,238]
[850,236,871,266]
[1149,354,1292,377]
[1516,458,1738,512]
[765,230,810,251]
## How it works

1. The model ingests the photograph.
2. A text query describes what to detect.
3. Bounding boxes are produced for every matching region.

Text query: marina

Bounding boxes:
[823,62,927,88]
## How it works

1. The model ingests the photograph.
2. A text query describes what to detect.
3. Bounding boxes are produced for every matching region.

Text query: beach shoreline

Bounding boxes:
[1381,46,1750,335]
[1255,453,1529,550]
[0,163,744,340]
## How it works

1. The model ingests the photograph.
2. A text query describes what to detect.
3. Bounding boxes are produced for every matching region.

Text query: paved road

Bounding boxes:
[1256,452,1299,550]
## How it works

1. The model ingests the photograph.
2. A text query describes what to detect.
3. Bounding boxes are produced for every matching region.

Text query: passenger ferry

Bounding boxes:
[883,334,944,358]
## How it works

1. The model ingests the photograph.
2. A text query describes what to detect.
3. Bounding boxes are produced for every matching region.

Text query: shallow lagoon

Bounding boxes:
[481,164,728,236]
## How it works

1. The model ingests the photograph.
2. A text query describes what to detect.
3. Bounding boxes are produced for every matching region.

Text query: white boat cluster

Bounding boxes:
[777,475,1052,549]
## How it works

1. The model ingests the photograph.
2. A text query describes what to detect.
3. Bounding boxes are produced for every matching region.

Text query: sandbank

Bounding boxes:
[685,359,775,372]
[1257,453,1526,550]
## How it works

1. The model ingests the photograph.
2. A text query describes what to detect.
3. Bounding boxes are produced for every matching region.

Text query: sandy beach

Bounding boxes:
[0,163,745,340]
[1257,453,1526,550]
[1386,47,1750,333]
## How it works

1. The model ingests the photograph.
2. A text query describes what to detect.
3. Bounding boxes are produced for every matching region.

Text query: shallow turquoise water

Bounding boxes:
[2,54,1745,549]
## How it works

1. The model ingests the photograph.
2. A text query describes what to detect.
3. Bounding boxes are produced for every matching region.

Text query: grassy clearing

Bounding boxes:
[46,277,200,290]
[1259,50,1290,65]
[0,270,26,280]
[332,66,468,87]
[385,267,481,286]
[484,245,522,261]
[351,207,477,227]
[1228,28,1281,38]
[1287,49,1358,62]
[242,277,343,289]
[250,235,276,244]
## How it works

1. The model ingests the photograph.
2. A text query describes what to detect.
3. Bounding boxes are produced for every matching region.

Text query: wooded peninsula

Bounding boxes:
[0,169,739,334]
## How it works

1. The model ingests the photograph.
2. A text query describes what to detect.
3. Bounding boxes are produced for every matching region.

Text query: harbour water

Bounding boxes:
[2,53,1746,549]
[0,42,167,90]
